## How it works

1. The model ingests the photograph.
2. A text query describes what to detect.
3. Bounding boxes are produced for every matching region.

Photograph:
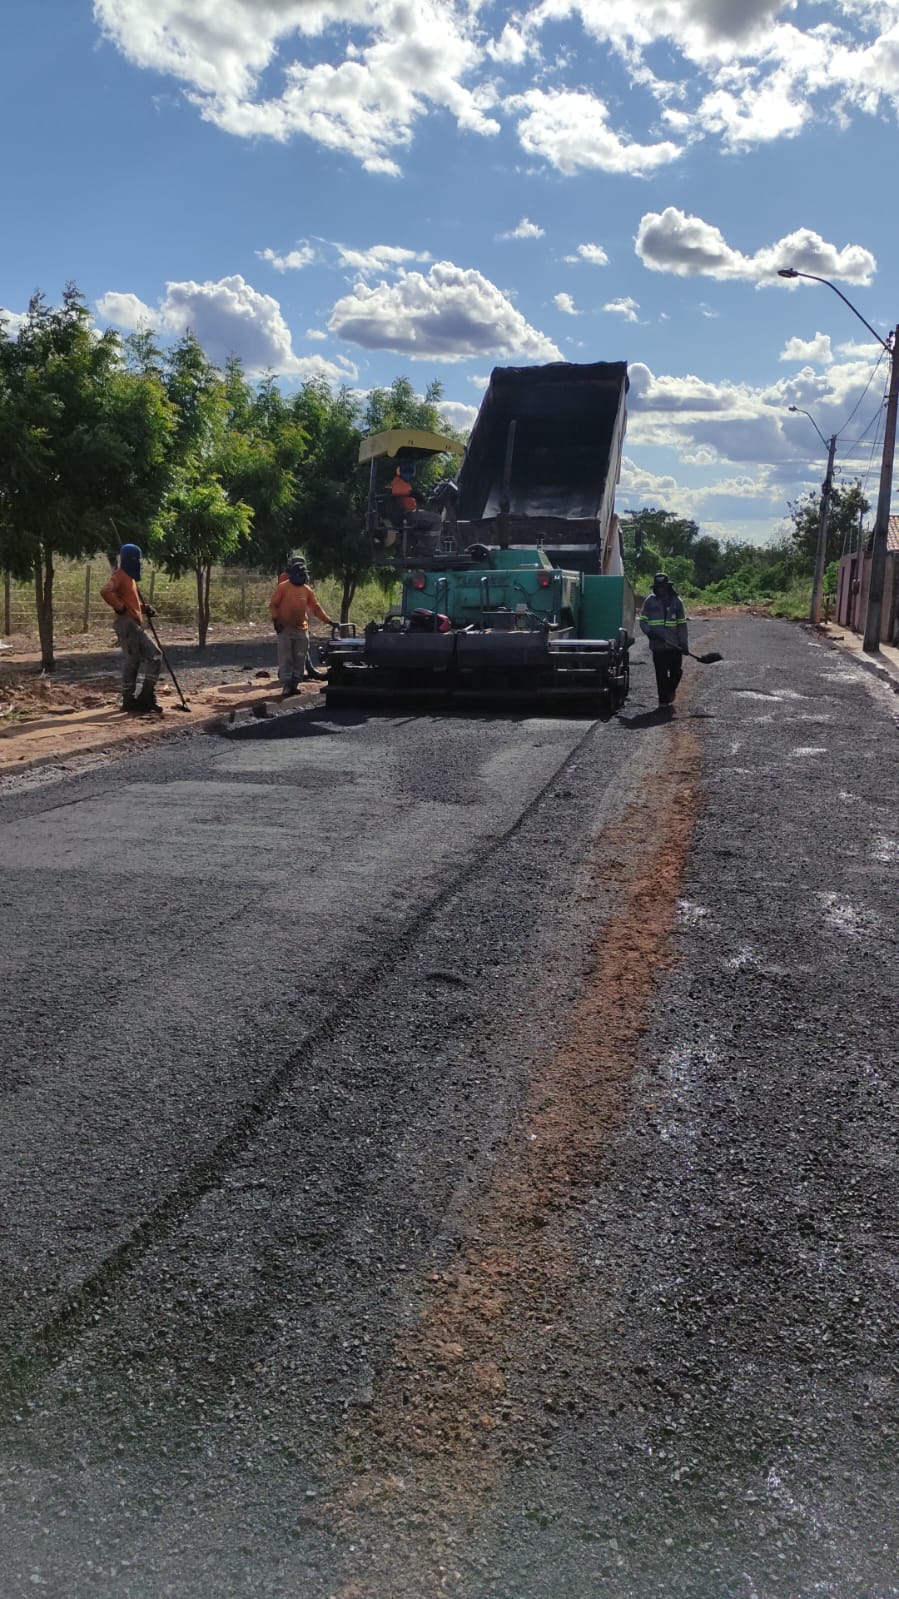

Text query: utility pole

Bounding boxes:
[863,325,899,652]
[810,433,837,625]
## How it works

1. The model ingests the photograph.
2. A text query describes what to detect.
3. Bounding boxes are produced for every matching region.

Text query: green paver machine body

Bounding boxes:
[324,360,635,709]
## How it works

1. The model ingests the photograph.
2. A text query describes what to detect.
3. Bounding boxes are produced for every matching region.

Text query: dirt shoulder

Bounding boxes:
[0,624,328,774]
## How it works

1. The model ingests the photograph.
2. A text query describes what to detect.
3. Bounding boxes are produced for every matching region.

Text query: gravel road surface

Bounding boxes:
[0,618,896,1599]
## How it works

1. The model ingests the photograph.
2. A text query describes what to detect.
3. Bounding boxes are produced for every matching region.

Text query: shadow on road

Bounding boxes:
[616,707,676,730]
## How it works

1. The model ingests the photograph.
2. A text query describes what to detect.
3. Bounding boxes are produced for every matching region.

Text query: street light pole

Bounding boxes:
[788,405,836,624]
[812,432,837,626]
[863,328,899,651]
[778,268,897,652]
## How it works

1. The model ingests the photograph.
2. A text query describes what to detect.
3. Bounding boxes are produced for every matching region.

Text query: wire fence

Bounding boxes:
[1,562,395,639]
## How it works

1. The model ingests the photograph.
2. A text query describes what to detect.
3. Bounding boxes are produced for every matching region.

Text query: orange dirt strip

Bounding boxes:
[327,713,704,1598]
[0,677,320,773]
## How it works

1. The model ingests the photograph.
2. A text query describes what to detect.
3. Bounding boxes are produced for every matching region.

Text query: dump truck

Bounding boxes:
[324,360,634,708]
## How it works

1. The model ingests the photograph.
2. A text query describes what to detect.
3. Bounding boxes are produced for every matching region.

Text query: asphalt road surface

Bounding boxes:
[0,618,896,1599]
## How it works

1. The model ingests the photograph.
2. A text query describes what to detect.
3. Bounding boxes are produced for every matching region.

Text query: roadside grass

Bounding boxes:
[3,563,398,642]
[768,582,816,620]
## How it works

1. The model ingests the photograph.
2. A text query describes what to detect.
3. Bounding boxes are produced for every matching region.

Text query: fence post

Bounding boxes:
[82,563,91,632]
[240,575,248,620]
[148,569,156,605]
[3,571,10,636]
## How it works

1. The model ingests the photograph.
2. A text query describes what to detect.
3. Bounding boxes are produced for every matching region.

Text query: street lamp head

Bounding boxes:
[788,405,799,412]
[778,268,799,279]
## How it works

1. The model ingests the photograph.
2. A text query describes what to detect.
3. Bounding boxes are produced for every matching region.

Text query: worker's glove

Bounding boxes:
[143,604,156,619]
[273,620,284,634]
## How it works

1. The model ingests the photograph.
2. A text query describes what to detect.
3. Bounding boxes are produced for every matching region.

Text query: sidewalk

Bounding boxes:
[819,622,899,694]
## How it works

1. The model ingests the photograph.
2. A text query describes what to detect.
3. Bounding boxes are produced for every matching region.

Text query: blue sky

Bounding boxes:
[3,0,899,545]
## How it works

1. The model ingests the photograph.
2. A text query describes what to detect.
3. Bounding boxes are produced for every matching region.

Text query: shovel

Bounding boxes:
[138,594,191,712]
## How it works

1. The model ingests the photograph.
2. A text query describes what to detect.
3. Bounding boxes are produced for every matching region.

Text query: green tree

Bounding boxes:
[663,554,695,594]
[287,379,365,622]
[619,507,704,592]
[363,375,444,435]
[158,475,252,646]
[691,535,730,589]
[224,371,307,573]
[787,479,869,573]
[0,287,175,668]
[619,508,700,564]
[156,338,255,644]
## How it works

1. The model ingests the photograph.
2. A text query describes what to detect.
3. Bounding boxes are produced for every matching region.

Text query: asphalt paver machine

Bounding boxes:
[324,361,635,709]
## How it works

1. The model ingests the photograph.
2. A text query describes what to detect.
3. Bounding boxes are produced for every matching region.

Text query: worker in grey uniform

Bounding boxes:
[101,543,163,714]
[639,572,688,708]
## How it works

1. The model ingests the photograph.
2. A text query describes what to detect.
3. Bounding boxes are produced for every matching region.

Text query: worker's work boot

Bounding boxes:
[122,691,139,714]
[280,680,299,700]
[134,682,164,716]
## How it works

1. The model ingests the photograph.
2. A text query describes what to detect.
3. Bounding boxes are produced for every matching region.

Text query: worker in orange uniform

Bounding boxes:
[101,543,163,714]
[389,465,417,522]
[269,555,337,698]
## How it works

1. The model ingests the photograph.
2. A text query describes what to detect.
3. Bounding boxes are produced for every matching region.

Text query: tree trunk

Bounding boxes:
[34,545,55,671]
[340,572,356,625]
[196,563,211,648]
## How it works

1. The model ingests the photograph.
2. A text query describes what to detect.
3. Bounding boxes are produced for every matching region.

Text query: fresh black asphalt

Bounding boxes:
[0,618,896,1599]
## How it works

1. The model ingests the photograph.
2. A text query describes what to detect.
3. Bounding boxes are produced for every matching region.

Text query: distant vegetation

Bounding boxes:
[1,286,866,667]
[620,485,869,619]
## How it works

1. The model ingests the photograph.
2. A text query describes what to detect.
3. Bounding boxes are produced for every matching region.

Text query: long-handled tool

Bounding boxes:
[138,594,191,712]
[685,648,723,665]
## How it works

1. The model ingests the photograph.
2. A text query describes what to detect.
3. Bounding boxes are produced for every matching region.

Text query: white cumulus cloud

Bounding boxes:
[526,0,899,160]
[500,217,545,240]
[554,292,579,316]
[256,244,316,272]
[98,275,354,380]
[512,88,682,175]
[94,0,499,174]
[779,332,834,366]
[0,308,29,337]
[335,243,431,275]
[564,242,610,266]
[438,399,479,433]
[635,207,877,285]
[95,291,156,330]
[93,0,899,174]
[328,261,562,362]
[604,297,640,322]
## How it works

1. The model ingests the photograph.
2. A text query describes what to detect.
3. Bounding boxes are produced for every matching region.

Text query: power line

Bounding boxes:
[840,394,891,457]
[859,375,888,505]
[836,346,888,438]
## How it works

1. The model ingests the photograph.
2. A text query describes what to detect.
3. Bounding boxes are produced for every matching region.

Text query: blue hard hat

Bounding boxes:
[120,544,142,579]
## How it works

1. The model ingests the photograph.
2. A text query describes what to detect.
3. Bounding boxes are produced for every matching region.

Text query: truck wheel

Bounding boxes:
[611,665,629,710]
